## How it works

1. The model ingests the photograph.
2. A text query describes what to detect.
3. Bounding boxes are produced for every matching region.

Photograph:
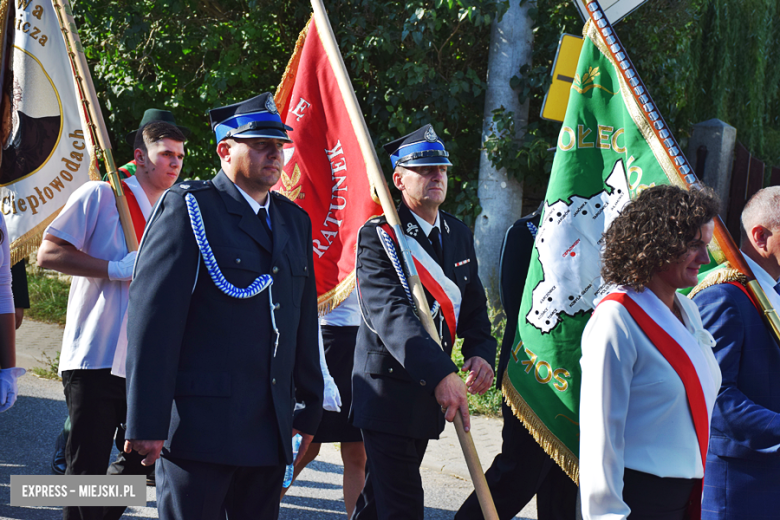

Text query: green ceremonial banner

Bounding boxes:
[502,17,700,483]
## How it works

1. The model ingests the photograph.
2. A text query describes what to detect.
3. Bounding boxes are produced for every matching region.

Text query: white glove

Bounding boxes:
[323,374,342,413]
[0,367,26,413]
[108,251,137,281]
[318,323,342,412]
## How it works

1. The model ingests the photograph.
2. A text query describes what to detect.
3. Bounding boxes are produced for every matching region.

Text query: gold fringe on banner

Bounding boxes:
[317,271,355,317]
[9,209,61,265]
[501,371,580,484]
[274,14,312,114]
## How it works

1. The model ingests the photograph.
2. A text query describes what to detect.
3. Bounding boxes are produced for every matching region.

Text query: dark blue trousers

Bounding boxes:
[156,453,285,520]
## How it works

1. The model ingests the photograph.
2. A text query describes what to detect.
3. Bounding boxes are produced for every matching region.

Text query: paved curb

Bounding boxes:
[422,415,503,481]
[15,319,64,372]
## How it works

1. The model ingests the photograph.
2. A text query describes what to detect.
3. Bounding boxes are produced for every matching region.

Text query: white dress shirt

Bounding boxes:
[46,177,152,376]
[744,254,780,313]
[410,210,441,241]
[579,286,722,520]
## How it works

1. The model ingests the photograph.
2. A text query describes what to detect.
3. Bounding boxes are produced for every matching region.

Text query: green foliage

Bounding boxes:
[71,0,503,222]
[684,0,780,163]
[73,0,309,179]
[26,263,69,325]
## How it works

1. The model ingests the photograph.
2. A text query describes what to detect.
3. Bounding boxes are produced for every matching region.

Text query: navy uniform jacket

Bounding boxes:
[496,210,540,387]
[351,203,495,440]
[693,282,780,520]
[125,171,323,467]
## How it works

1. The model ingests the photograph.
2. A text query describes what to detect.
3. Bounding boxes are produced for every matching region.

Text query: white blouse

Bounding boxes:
[579,286,721,520]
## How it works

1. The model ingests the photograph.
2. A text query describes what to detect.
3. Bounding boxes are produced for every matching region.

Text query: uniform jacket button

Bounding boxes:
[274,303,281,310]
[420,380,426,386]
[272,266,279,274]
[235,258,241,264]
[388,368,393,374]
[272,378,276,385]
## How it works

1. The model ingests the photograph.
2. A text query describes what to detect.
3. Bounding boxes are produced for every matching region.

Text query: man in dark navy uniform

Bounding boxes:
[124,93,323,520]
[456,206,578,520]
[351,124,496,520]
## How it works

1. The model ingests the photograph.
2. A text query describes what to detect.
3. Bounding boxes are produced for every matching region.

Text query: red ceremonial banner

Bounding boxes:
[274,16,383,315]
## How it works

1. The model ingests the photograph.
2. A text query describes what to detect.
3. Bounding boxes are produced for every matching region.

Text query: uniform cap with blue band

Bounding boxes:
[209,93,293,143]
[383,124,452,169]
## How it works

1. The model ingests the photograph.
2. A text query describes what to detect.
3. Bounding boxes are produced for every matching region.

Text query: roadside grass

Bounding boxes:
[452,308,506,417]
[31,351,61,380]
[26,261,69,325]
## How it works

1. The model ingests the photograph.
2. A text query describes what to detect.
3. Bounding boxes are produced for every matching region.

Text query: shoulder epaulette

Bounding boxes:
[270,190,307,214]
[171,180,211,193]
[689,262,748,299]
[440,210,466,226]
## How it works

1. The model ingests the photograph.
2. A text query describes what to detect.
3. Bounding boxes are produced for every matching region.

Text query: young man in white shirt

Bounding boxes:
[37,121,185,520]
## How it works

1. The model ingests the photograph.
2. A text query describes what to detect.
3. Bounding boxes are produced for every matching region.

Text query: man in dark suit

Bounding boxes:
[691,186,780,520]
[124,93,323,520]
[455,208,577,520]
[351,124,496,520]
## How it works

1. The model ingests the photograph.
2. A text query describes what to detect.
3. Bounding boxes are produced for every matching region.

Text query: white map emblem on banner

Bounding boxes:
[527,159,630,333]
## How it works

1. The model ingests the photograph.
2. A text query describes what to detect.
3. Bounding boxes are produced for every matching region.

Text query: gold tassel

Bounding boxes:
[501,372,580,484]
[9,210,62,265]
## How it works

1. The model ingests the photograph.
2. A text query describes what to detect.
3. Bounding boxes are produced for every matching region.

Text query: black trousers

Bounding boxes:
[61,369,150,520]
[623,468,697,520]
[352,429,429,520]
[156,452,285,520]
[455,402,577,520]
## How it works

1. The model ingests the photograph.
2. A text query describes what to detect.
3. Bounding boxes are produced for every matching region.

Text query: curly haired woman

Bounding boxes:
[580,185,723,520]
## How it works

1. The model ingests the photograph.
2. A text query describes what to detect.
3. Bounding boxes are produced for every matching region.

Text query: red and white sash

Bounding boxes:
[120,179,147,240]
[109,179,149,379]
[378,223,462,346]
[598,290,711,519]
[106,179,147,241]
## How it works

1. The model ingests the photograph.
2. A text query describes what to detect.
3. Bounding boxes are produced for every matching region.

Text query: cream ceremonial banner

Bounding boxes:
[0,0,97,263]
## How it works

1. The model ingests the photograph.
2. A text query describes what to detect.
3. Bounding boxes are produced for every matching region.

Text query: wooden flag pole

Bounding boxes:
[51,0,138,251]
[583,0,780,343]
[309,1,499,518]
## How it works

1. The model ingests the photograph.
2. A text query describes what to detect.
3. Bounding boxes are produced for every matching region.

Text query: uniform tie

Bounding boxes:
[428,227,443,266]
[774,281,780,297]
[258,207,273,241]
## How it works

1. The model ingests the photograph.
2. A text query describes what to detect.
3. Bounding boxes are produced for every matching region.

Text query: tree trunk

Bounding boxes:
[474,1,533,310]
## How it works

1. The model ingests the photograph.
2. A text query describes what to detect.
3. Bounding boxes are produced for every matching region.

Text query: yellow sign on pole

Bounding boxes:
[540,34,584,123]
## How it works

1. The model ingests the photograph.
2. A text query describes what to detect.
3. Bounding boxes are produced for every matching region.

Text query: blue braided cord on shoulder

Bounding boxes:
[185,193,281,354]
[526,220,538,239]
[184,193,273,298]
[377,227,440,320]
